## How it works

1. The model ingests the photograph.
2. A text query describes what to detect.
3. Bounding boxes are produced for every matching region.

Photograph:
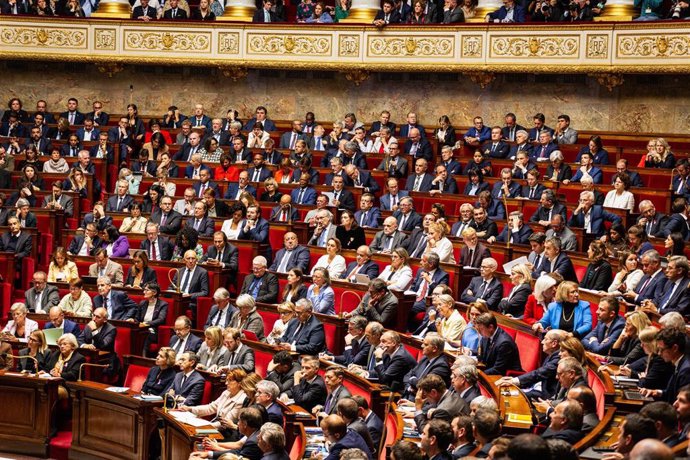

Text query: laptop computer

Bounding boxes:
[43,328,63,346]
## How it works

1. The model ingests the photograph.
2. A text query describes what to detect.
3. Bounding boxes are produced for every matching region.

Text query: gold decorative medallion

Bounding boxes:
[368,37,453,57]
[491,36,578,57]
[124,30,211,52]
[219,32,240,54]
[247,34,331,55]
[338,35,360,57]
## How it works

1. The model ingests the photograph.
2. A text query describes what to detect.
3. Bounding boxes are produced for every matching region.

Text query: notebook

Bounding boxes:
[43,327,63,346]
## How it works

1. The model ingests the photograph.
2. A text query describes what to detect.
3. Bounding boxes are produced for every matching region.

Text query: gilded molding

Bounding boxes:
[0,26,87,48]
[96,61,125,77]
[461,35,483,58]
[247,34,331,55]
[95,28,117,50]
[339,34,360,57]
[367,36,454,57]
[491,36,578,57]
[586,34,608,59]
[124,30,211,52]
[588,72,624,91]
[218,32,240,54]
[618,34,690,57]
[463,71,495,88]
[342,69,370,85]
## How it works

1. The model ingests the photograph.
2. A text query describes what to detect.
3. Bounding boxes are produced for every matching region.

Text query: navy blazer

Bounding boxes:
[405,173,434,192]
[140,236,175,261]
[392,210,423,232]
[663,355,690,403]
[518,351,560,399]
[185,216,215,237]
[335,337,372,367]
[508,143,534,159]
[567,206,621,237]
[150,209,183,235]
[352,170,380,194]
[483,199,506,221]
[169,333,203,353]
[167,370,205,406]
[403,355,451,395]
[136,299,169,328]
[106,194,134,212]
[583,314,625,354]
[576,148,609,165]
[482,141,511,159]
[410,268,449,295]
[201,243,238,274]
[238,217,271,260]
[529,203,568,223]
[281,315,326,356]
[292,375,327,412]
[354,207,381,228]
[82,322,117,353]
[341,260,380,281]
[141,366,175,396]
[461,277,504,311]
[93,291,138,320]
[246,167,273,183]
[290,186,318,205]
[530,143,558,162]
[520,183,546,200]
[537,252,578,283]
[379,191,409,211]
[570,166,603,184]
[479,328,523,375]
[193,181,221,198]
[203,305,237,330]
[270,245,311,273]
[653,277,690,316]
[269,205,300,223]
[440,159,463,175]
[241,272,279,304]
[496,224,533,245]
[491,180,521,199]
[463,181,490,196]
[633,270,668,305]
[637,212,668,238]
[487,4,526,21]
[399,123,425,138]
[171,267,210,304]
[662,213,690,240]
[45,319,82,341]
[403,139,433,162]
[373,346,417,392]
[224,184,257,200]
[183,163,212,178]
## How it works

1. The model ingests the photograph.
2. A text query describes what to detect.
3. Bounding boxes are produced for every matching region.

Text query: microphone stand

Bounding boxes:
[2,353,38,377]
[77,362,109,382]
[377,391,395,457]
[168,268,180,294]
[670,167,679,192]
[163,392,178,413]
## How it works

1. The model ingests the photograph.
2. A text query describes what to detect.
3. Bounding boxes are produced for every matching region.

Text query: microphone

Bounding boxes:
[78,362,109,382]
[1,353,38,377]
[168,268,180,294]
[163,392,178,413]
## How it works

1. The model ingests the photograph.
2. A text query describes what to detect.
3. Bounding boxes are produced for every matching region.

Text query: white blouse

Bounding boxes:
[378,265,413,291]
[426,237,456,264]
[603,190,635,212]
[311,254,347,280]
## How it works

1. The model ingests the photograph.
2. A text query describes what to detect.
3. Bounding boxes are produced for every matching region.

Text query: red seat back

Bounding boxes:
[201,379,213,405]
[124,364,151,393]
[196,297,214,330]
[515,331,541,373]
[252,343,275,377]
[242,330,259,342]
[290,426,304,460]
[499,325,517,339]
[587,368,606,419]
[381,411,400,460]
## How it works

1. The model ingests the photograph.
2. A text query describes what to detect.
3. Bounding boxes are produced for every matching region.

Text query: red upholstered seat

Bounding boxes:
[499,325,517,339]
[252,342,274,377]
[124,363,151,393]
[201,379,213,405]
[381,411,400,460]
[242,329,259,341]
[514,331,541,373]
[196,296,214,330]
[290,427,304,460]
[403,342,420,360]
[587,368,606,419]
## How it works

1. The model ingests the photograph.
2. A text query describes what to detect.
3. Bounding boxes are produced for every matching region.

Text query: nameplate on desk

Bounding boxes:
[195,428,219,435]
[134,394,163,401]
[105,386,130,394]
[505,413,533,425]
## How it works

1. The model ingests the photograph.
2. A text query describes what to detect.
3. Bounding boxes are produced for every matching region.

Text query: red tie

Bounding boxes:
[281,210,287,222]
[151,241,157,261]
[416,279,428,302]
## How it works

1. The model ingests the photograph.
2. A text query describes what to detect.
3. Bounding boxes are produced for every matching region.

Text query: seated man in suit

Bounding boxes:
[269,195,299,223]
[615,159,644,188]
[475,312,522,375]
[225,170,257,200]
[217,327,255,374]
[203,288,237,330]
[324,156,353,187]
[536,236,578,282]
[563,151,603,184]
[313,366,352,417]
[637,200,668,238]
[68,222,101,257]
[641,329,690,403]
[460,258,503,311]
[172,250,210,315]
[404,213,436,259]
[413,374,468,433]
[329,175,356,212]
[477,191,506,222]
[459,227,490,268]
[429,164,459,195]
[568,190,621,238]
[279,298,326,355]
[253,0,277,22]
[81,307,119,376]
[405,158,434,192]
[45,306,82,339]
[167,352,205,407]
[89,248,124,286]
[291,355,327,412]
[372,331,417,392]
[541,400,585,445]
[169,315,203,355]
[490,211,533,245]
[640,255,690,317]
[402,333,451,399]
[341,245,380,282]
[241,256,279,304]
[530,189,568,227]
[369,216,408,254]
[347,278,399,329]
[265,351,300,399]
[582,296,626,354]
[201,231,238,276]
[380,177,409,212]
[406,253,449,330]
[25,271,60,313]
[392,196,423,232]
[491,167,521,199]
[521,169,546,200]
[545,214,578,252]
[106,180,134,213]
[451,364,482,405]
[345,164,380,194]
[512,151,538,180]
[163,0,187,18]
[152,196,184,235]
[482,126,510,159]
[661,197,690,240]
[43,181,74,217]
[450,203,475,239]
[193,169,220,199]
[270,232,310,273]
[238,204,271,260]
[326,315,371,367]
[531,131,558,162]
[140,223,174,261]
[255,381,285,426]
[354,193,381,229]
[94,277,138,321]
[336,399,376,456]
[290,173,318,205]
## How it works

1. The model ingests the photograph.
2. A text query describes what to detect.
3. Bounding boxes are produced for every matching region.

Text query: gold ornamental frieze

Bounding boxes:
[247,34,331,55]
[123,30,211,52]
[490,36,578,57]
[617,34,690,57]
[461,35,483,58]
[586,34,608,58]
[0,26,86,48]
[367,36,453,57]
[338,34,360,57]
[218,32,240,54]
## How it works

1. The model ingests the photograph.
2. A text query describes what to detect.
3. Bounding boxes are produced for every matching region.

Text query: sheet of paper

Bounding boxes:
[502,256,529,274]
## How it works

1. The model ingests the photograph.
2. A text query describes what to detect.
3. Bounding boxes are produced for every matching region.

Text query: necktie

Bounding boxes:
[180,374,186,388]
[151,241,157,261]
[660,281,678,311]
[181,269,191,293]
[638,276,652,295]
[174,337,183,354]
[468,248,474,265]
[316,138,322,150]
[290,133,296,149]
[416,278,428,302]
[360,211,367,226]
[104,297,111,317]
[400,214,408,230]
[252,169,260,182]
[478,281,487,299]
[194,219,201,230]
[324,393,334,414]
[413,175,422,191]
[69,113,74,124]
[392,195,397,207]
[214,309,223,326]
[534,254,541,271]
[334,191,339,203]
[172,8,177,17]
[412,234,427,258]
[281,210,288,222]
[297,189,305,204]
[456,223,465,238]
[117,197,122,210]
[160,213,167,228]
[277,250,291,272]
[199,183,206,198]
[529,188,535,199]
[229,352,235,365]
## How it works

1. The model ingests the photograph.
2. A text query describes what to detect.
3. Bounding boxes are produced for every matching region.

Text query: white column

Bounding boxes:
[218,0,255,21]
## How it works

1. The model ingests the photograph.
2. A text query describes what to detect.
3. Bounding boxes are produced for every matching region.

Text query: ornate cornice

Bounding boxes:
[2,18,690,75]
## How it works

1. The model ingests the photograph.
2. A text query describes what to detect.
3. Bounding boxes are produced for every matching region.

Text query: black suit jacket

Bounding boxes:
[374,9,401,22]
[392,210,423,232]
[373,346,417,392]
[94,291,138,320]
[163,7,187,18]
[335,337,372,367]
[201,243,239,275]
[141,366,175,396]
[341,260,380,281]
[292,375,327,412]
[240,272,279,304]
[203,304,237,330]
[281,315,326,356]
[461,276,503,311]
[252,7,277,22]
[459,244,490,268]
[169,333,203,354]
[140,236,175,261]
[150,209,183,235]
[172,266,210,304]
[0,231,32,258]
[637,212,668,238]
[168,370,205,406]
[45,350,85,381]
[132,5,157,18]
[332,189,356,212]
[136,299,169,328]
[479,328,522,375]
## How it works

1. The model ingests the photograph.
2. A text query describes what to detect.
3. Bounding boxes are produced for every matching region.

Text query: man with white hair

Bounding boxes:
[203,288,236,330]
[369,216,408,253]
[460,257,503,310]
[255,381,285,426]
[308,209,336,248]
[279,299,326,355]
[240,256,278,304]
[171,249,209,315]
[257,422,290,460]
[106,179,133,212]
[568,190,621,237]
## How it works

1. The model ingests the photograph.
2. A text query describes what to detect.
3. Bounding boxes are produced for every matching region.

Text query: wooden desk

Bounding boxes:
[155,407,223,460]
[482,374,534,434]
[67,380,163,460]
[0,372,61,457]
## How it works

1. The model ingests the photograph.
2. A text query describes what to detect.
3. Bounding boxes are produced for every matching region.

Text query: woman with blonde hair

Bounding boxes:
[196,326,229,372]
[141,347,176,395]
[533,281,592,338]
[617,326,672,390]
[47,247,79,283]
[267,301,296,345]
[559,336,586,364]
[42,333,85,398]
[378,248,413,291]
[0,303,39,364]
[498,264,533,318]
[259,177,283,203]
[645,138,676,169]
[522,273,560,325]
[311,237,346,279]
[435,295,466,346]
[424,221,456,264]
[598,310,650,365]
[19,330,49,373]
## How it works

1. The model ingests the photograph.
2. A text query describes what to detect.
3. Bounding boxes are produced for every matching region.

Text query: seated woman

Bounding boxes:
[47,246,79,283]
[229,294,265,342]
[215,154,240,183]
[335,210,366,250]
[424,222,456,264]
[307,267,335,315]
[597,310,650,366]
[435,294,467,347]
[608,251,644,294]
[17,145,42,171]
[267,301,296,345]
[464,150,492,178]
[304,1,333,22]
[63,168,88,198]
[197,326,229,372]
[247,122,271,149]
[0,303,39,365]
[580,240,613,291]
[142,132,169,163]
[192,0,216,20]
[463,169,489,196]
[200,137,224,163]
[576,135,609,165]
[603,173,635,212]
[310,237,346,279]
[378,247,413,291]
[157,152,179,180]
[141,347,176,396]
[617,326,673,391]
[15,197,37,228]
[523,273,560,325]
[498,264,532,318]
[460,302,489,355]
[42,333,85,398]
[125,250,158,288]
[334,0,350,21]
[119,203,148,234]
[19,330,50,373]
[602,222,628,258]
[134,282,168,357]
[627,225,654,258]
[100,225,130,258]
[221,203,247,241]
[260,178,283,203]
[533,281,592,339]
[559,336,586,365]
[180,368,248,430]
[665,232,686,258]
[142,184,165,214]
[43,149,69,174]
[645,138,675,169]
[545,150,572,182]
[408,0,432,23]
[58,278,93,318]
[154,170,176,197]
[172,227,203,261]
[274,157,294,184]
[282,269,307,303]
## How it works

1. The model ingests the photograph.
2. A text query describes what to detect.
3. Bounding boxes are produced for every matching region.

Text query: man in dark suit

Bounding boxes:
[352,396,383,451]
[521,171,547,201]
[637,200,668,238]
[185,201,215,237]
[253,0,277,22]
[331,316,371,367]
[45,306,82,339]
[60,98,85,125]
[643,255,690,316]
[403,128,433,162]
[429,164,459,195]
[131,151,158,177]
[225,171,258,201]
[75,118,100,143]
[107,180,134,213]
[151,196,183,235]
[471,205,499,240]
[247,153,273,183]
[330,175,356,212]
[404,213,436,259]
[403,333,451,399]
[536,236,578,282]
[25,272,60,313]
[290,173,318,206]
[450,203,475,239]
[414,374,469,433]
[482,126,510,159]
[169,316,203,354]
[81,307,120,376]
[621,249,667,306]
[475,312,522,375]
[398,112,425,138]
[392,196,423,232]
[241,255,279,304]
[219,328,256,374]
[380,177,409,212]
[492,211,533,245]
[615,159,644,188]
[345,164,380,194]
[373,0,401,25]
[501,113,525,142]
[279,298,326,355]
[373,331,417,392]
[369,111,397,137]
[166,352,205,406]
[540,400,584,445]
[491,167,522,199]
[279,120,306,149]
[270,232,310,273]
[67,222,101,257]
[201,231,238,276]
[202,189,229,219]
[93,277,138,321]
[0,216,32,275]
[369,216,408,253]
[314,367,352,417]
[407,253,449,329]
[203,288,237,330]
[270,195,300,223]
[529,189,568,226]
[86,101,109,127]
[459,227,490,268]
[460,258,503,311]
[140,223,174,261]
[172,250,210,313]
[662,197,690,240]
[349,279,399,329]
[641,328,690,404]
[354,193,381,229]
[163,0,187,18]
[531,131,559,162]
[405,158,434,192]
[291,355,327,412]
[582,297,626,354]
[341,245,380,282]
[238,205,272,260]
[568,190,621,237]
[442,0,465,23]
[193,169,220,199]
[25,126,52,155]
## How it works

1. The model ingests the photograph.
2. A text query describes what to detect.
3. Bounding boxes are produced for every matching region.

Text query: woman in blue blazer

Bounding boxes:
[533,281,592,339]
[306,267,335,315]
